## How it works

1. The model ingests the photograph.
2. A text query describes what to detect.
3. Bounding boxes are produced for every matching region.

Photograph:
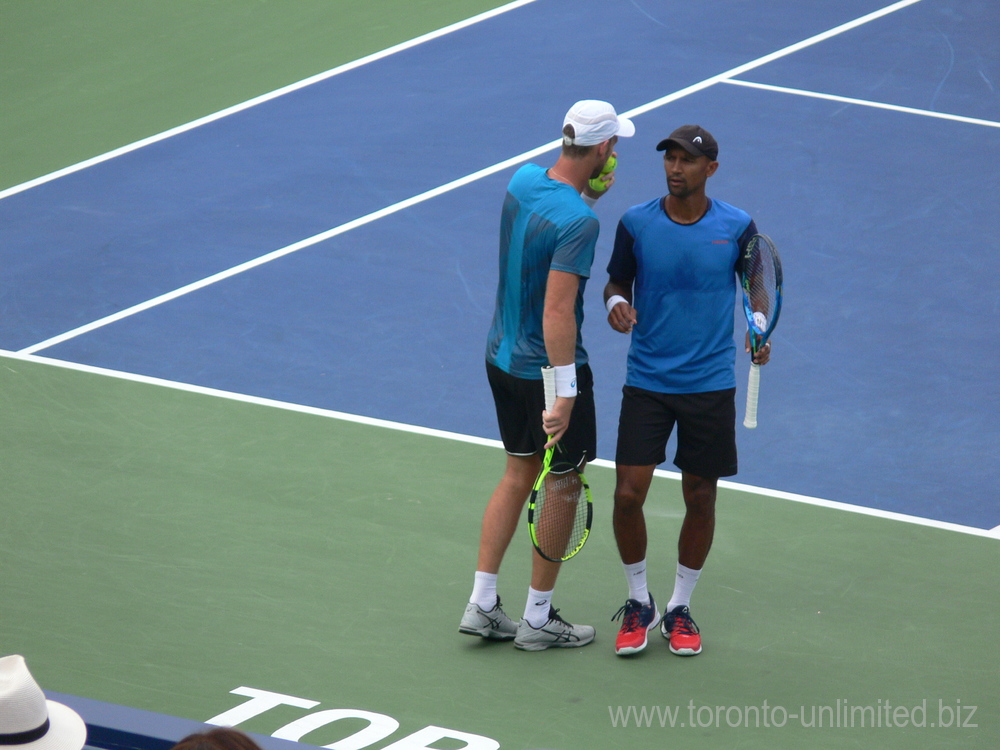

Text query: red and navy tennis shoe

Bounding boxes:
[661,605,702,655]
[612,596,660,656]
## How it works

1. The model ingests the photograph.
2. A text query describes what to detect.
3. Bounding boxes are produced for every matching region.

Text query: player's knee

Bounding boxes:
[613,483,647,512]
[683,489,716,517]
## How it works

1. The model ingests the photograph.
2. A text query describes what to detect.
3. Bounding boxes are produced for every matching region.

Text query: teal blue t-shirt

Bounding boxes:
[607,197,755,393]
[486,163,599,379]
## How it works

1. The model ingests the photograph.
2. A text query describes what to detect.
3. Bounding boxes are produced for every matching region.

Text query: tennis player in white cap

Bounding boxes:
[461,100,634,651]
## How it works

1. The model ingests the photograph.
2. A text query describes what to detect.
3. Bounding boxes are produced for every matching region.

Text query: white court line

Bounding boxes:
[722,79,1000,128]
[2,347,996,541]
[0,0,539,203]
[614,0,925,120]
[17,141,559,355]
[18,0,924,355]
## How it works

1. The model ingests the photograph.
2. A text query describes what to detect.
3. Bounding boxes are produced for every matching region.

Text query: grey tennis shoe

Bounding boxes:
[514,607,596,651]
[459,597,518,641]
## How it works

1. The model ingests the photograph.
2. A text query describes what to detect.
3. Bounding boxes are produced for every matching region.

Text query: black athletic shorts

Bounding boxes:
[487,361,597,467]
[615,385,737,478]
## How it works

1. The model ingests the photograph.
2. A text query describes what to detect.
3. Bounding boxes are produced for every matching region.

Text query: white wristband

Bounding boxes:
[606,295,628,314]
[580,192,598,208]
[553,363,578,398]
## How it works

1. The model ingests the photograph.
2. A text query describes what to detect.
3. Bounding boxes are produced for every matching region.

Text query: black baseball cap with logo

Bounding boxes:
[656,125,719,160]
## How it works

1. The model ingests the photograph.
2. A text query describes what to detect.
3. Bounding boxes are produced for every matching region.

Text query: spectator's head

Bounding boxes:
[171,728,264,750]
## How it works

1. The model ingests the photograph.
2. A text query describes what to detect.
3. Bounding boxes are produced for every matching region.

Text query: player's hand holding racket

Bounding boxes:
[527,366,593,562]
[740,233,783,429]
[541,391,573,450]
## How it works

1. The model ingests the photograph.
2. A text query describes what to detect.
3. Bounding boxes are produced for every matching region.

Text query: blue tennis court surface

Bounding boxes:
[2,0,997,531]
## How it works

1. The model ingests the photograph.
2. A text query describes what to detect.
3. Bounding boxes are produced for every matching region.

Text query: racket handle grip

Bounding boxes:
[541,366,556,412]
[744,363,760,429]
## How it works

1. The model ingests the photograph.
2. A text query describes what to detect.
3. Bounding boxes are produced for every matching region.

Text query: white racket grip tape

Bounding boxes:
[744,363,760,429]
[542,365,557,412]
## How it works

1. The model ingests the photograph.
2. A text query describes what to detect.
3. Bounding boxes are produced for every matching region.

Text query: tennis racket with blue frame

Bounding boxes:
[741,233,783,429]
[526,366,593,562]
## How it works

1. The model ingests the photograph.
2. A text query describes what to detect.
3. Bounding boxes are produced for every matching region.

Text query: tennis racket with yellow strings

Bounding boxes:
[526,366,593,562]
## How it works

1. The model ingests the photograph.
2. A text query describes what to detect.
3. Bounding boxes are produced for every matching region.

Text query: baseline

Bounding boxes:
[4,348,994,540]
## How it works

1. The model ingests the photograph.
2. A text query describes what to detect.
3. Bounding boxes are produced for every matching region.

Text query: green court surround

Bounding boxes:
[3,355,996,749]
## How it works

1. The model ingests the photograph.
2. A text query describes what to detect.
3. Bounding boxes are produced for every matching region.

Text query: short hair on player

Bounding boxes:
[560,125,597,158]
[171,728,264,750]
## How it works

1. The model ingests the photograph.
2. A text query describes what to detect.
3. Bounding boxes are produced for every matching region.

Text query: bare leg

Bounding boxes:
[612,464,658,565]
[476,453,540,574]
[677,472,717,569]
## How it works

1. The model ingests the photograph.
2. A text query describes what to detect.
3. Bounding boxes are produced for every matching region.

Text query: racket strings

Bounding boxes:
[746,251,780,323]
[533,469,589,561]
[743,235,782,323]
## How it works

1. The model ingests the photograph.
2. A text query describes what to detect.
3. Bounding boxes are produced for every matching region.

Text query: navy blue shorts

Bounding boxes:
[487,361,596,467]
[615,386,737,478]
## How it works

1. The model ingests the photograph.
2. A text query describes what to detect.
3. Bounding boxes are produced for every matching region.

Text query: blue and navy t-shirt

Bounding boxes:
[607,196,756,393]
[486,163,599,379]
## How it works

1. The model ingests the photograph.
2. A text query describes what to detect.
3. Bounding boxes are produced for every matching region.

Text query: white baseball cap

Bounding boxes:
[0,656,86,750]
[563,100,636,146]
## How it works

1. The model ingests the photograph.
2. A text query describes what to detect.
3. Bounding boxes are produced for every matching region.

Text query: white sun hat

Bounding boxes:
[0,656,86,750]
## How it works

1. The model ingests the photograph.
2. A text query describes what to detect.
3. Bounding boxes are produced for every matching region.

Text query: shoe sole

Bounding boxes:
[615,640,647,656]
[459,626,515,641]
[662,628,702,656]
[514,636,594,651]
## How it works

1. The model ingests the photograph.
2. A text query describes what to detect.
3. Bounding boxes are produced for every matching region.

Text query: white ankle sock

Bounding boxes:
[667,563,701,611]
[623,560,650,604]
[470,571,498,611]
[523,587,553,627]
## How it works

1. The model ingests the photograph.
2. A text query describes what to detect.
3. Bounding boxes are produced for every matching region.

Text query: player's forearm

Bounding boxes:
[604,279,632,305]
[543,309,577,366]
[544,270,581,366]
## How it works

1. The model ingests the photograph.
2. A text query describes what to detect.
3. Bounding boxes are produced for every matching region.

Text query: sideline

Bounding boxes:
[0,0,539,203]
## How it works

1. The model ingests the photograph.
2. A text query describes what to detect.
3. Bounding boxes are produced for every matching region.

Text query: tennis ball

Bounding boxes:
[588,155,617,193]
